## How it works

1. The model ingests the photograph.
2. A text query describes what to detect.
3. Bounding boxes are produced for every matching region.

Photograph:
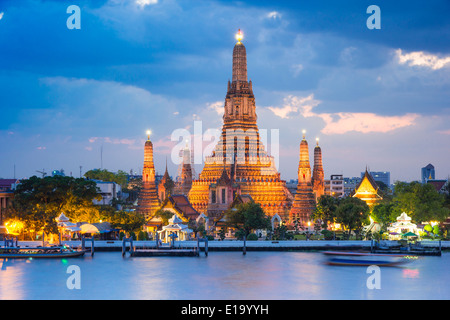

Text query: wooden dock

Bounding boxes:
[131,248,199,257]
[371,240,442,256]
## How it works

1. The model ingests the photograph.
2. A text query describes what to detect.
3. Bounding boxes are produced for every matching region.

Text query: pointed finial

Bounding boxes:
[302,129,306,139]
[146,130,151,140]
[235,29,243,43]
[316,137,319,146]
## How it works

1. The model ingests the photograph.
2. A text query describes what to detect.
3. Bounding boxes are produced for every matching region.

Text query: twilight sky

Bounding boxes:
[0,0,449,183]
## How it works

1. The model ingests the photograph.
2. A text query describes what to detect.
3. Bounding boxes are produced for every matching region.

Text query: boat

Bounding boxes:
[323,251,417,267]
[0,246,85,259]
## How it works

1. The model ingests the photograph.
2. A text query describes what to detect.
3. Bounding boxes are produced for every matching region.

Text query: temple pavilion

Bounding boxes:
[352,168,383,208]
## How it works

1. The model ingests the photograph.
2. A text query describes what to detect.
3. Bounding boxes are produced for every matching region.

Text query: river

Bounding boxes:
[1,251,448,300]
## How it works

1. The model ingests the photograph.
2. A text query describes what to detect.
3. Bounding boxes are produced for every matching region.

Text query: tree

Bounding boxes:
[104,210,146,234]
[371,203,396,232]
[188,219,206,238]
[311,195,339,230]
[393,181,449,223]
[225,202,271,238]
[84,169,128,188]
[6,175,101,239]
[154,209,174,226]
[335,197,370,239]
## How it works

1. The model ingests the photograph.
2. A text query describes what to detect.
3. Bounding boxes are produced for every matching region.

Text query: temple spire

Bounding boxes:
[232,29,247,83]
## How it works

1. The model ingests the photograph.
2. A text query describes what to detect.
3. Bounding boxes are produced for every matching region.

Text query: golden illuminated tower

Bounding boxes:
[188,29,293,221]
[137,131,160,219]
[289,131,316,225]
[312,138,325,200]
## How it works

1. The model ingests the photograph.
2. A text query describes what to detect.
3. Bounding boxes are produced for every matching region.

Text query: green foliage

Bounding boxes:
[218,228,226,241]
[321,229,334,240]
[234,229,245,240]
[247,233,258,241]
[188,219,206,238]
[392,181,449,223]
[154,209,174,226]
[225,202,271,237]
[6,175,101,235]
[84,169,128,188]
[371,203,396,231]
[311,195,339,230]
[137,230,148,241]
[271,225,288,240]
[103,210,146,233]
[335,197,370,239]
[424,224,433,232]
[433,225,440,235]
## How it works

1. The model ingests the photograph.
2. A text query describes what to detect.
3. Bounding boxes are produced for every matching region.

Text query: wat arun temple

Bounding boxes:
[137,30,324,229]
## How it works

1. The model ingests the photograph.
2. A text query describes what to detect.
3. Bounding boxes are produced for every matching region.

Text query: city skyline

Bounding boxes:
[0,0,449,183]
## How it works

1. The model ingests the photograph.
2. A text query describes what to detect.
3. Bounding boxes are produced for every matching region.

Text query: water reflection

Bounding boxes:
[0,252,449,300]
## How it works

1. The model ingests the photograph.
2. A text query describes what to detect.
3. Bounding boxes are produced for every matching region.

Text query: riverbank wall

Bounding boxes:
[15,240,449,252]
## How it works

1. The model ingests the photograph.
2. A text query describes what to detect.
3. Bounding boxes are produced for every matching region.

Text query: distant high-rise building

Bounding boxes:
[324,174,344,198]
[360,171,390,187]
[421,164,435,184]
[344,177,362,196]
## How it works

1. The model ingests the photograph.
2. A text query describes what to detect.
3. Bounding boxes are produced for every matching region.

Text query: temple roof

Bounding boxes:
[427,179,448,193]
[161,194,199,221]
[352,169,383,204]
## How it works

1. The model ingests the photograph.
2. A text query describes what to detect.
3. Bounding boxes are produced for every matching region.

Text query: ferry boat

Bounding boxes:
[323,251,417,267]
[0,246,85,259]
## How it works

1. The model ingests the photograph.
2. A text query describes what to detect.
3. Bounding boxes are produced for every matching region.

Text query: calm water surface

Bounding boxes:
[1,251,449,300]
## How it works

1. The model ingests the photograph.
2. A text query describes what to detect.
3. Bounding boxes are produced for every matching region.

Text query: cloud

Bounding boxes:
[291,64,303,77]
[318,112,419,135]
[396,49,450,70]
[89,136,136,146]
[266,11,281,19]
[268,94,320,119]
[0,12,4,20]
[36,146,46,150]
[268,94,419,134]
[438,129,450,135]
[207,101,223,116]
[136,0,158,8]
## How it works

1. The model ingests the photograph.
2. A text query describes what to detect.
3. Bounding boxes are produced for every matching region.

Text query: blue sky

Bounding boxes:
[0,0,449,183]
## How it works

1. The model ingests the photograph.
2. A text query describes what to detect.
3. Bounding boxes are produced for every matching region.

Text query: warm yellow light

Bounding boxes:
[5,220,24,235]
[235,29,243,43]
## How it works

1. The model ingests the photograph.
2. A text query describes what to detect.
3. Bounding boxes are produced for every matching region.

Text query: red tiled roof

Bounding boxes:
[427,180,447,192]
[0,179,17,187]
[169,195,199,220]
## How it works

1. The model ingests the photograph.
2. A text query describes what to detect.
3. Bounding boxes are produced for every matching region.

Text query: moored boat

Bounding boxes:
[0,246,85,259]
